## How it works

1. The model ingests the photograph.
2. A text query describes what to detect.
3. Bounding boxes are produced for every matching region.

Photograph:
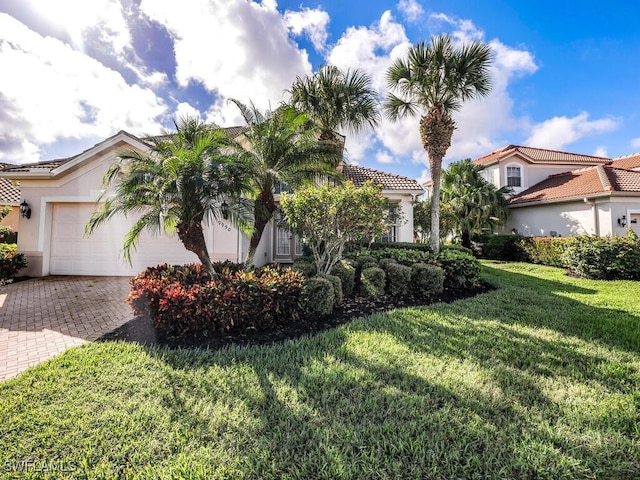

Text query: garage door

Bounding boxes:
[50,203,200,275]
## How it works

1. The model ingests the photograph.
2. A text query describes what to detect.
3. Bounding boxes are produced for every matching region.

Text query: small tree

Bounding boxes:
[280,181,388,274]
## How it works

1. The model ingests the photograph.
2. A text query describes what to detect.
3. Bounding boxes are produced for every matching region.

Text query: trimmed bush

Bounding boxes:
[435,249,481,289]
[518,237,575,267]
[354,255,377,268]
[359,261,379,272]
[364,241,432,253]
[475,234,525,261]
[441,244,474,256]
[378,257,397,272]
[330,260,356,297]
[300,276,335,318]
[350,247,432,266]
[385,262,411,297]
[318,273,343,306]
[411,263,445,298]
[291,260,317,278]
[128,263,304,337]
[359,266,386,298]
[0,243,27,281]
[562,233,640,280]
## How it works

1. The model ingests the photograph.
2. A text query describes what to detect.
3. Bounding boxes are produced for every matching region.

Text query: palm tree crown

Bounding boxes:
[384,34,492,253]
[441,159,510,247]
[287,65,380,145]
[229,99,341,266]
[86,116,254,277]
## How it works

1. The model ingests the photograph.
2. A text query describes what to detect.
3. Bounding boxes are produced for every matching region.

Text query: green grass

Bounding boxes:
[1,262,639,479]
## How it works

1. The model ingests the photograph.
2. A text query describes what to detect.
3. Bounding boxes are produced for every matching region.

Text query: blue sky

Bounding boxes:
[1,0,639,183]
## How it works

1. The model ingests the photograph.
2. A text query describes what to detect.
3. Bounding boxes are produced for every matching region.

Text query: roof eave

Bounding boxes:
[509,192,613,207]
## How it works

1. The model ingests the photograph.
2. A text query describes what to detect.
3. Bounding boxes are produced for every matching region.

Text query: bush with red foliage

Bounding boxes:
[128,263,304,338]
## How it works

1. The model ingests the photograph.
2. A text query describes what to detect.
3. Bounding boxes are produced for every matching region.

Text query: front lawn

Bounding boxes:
[1,262,638,479]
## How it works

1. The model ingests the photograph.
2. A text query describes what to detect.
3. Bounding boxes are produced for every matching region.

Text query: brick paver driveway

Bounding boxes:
[0,276,133,381]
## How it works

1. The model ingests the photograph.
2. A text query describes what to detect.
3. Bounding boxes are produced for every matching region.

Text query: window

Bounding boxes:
[380,205,400,243]
[506,166,521,187]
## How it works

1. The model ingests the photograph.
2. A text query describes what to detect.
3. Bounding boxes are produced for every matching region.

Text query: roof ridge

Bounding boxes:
[597,165,614,191]
[345,163,413,180]
[516,145,611,159]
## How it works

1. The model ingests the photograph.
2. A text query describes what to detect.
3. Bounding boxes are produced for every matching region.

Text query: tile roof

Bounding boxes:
[342,164,423,192]
[0,177,20,205]
[474,145,611,166]
[609,153,640,170]
[509,165,640,205]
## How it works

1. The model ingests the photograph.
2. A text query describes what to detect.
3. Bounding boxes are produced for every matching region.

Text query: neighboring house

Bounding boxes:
[423,145,640,238]
[508,153,640,237]
[0,163,21,235]
[0,130,423,277]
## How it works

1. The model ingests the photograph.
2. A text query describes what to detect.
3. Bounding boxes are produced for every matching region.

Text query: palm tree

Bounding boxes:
[441,159,511,248]
[384,34,492,253]
[287,65,380,151]
[229,99,341,267]
[86,116,254,277]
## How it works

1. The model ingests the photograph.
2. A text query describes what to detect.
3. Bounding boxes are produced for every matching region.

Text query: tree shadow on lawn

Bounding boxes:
[132,264,640,478]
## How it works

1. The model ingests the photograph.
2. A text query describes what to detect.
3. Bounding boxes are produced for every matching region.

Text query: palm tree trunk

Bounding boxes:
[244,190,277,268]
[420,108,456,254]
[177,219,217,277]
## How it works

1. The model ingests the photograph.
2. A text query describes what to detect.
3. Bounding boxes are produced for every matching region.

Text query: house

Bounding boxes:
[0,130,423,277]
[507,153,640,237]
[422,145,640,239]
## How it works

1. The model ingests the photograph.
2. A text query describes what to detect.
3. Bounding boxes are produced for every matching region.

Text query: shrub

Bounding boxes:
[411,263,445,298]
[318,273,343,305]
[330,260,356,297]
[354,255,377,268]
[385,262,412,297]
[475,234,525,261]
[299,276,335,318]
[359,266,386,298]
[518,237,575,267]
[128,264,304,337]
[562,234,640,280]
[291,260,317,278]
[435,249,481,289]
[350,247,432,266]
[441,244,474,256]
[0,243,27,281]
[377,257,397,272]
[363,241,432,253]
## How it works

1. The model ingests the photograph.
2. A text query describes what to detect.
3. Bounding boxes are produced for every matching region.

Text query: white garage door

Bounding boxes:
[50,203,200,275]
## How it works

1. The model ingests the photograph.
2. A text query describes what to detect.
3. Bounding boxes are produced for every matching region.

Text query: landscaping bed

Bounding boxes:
[100,281,494,350]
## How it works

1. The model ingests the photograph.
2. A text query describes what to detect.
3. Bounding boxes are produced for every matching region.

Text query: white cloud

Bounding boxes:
[0,13,166,163]
[285,7,330,52]
[175,102,201,120]
[525,112,620,150]
[593,146,608,157]
[631,138,640,149]
[140,0,312,118]
[397,0,424,23]
[376,150,397,164]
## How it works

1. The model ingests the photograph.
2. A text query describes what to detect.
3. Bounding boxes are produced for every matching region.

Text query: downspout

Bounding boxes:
[583,197,599,236]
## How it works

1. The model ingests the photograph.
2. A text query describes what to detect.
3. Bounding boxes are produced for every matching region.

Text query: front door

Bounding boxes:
[272,212,304,263]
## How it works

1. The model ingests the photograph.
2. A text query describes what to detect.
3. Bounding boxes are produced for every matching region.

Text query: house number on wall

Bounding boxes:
[216,219,232,231]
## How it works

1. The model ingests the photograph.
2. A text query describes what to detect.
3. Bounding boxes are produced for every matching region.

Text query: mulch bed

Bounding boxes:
[99,282,495,351]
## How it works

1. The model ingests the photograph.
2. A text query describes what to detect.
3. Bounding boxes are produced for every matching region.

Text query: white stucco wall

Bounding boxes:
[507,196,640,238]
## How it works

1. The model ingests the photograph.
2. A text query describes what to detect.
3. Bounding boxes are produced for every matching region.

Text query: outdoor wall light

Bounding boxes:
[19,200,31,219]
[618,215,627,228]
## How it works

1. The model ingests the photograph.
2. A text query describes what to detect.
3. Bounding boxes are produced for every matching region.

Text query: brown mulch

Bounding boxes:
[99,282,495,351]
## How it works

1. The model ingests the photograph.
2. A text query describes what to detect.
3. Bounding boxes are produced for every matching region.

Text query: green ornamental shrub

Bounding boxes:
[330,260,356,297]
[475,234,525,261]
[300,276,335,318]
[435,249,481,289]
[0,243,27,281]
[411,263,445,298]
[385,262,412,297]
[354,247,431,266]
[518,237,575,267]
[317,273,343,305]
[359,266,386,298]
[377,257,397,272]
[562,233,640,280]
[291,260,317,278]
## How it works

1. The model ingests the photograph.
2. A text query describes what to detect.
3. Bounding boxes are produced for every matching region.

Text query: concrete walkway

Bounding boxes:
[0,276,133,381]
